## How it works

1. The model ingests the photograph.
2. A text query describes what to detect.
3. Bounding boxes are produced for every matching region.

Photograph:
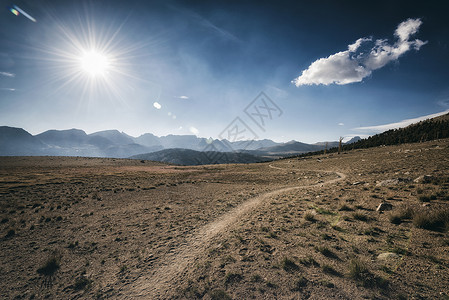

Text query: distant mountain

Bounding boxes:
[4,112,444,160]
[130,148,272,165]
[36,129,89,148]
[247,141,324,157]
[0,126,45,156]
[134,133,163,148]
[88,130,135,145]
[346,136,361,144]
[0,127,281,159]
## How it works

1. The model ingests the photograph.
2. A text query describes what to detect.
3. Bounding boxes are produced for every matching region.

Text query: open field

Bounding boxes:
[1,139,449,299]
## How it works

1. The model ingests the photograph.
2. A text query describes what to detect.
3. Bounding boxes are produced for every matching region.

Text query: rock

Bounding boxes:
[376,178,410,187]
[413,175,434,184]
[377,252,400,260]
[352,181,364,185]
[377,202,393,212]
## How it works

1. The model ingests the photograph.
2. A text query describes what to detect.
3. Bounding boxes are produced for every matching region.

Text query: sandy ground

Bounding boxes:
[1,139,449,299]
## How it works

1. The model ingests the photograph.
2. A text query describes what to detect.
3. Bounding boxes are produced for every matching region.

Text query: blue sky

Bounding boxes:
[1,0,448,143]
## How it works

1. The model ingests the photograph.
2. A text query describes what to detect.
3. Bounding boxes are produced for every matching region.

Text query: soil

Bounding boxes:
[1,139,449,299]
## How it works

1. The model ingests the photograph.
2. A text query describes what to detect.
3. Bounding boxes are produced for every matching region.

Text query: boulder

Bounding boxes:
[376,178,410,187]
[377,252,400,260]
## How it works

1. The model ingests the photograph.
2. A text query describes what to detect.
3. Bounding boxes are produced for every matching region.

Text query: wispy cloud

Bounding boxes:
[169,5,239,42]
[0,71,15,77]
[338,122,344,126]
[292,18,427,86]
[0,88,16,91]
[178,95,189,99]
[353,109,449,134]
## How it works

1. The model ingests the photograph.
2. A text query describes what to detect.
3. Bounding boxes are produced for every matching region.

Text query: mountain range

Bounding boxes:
[0,126,361,164]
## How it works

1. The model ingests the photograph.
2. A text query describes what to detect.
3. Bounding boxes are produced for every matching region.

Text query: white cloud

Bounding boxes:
[178,95,189,99]
[353,109,449,134]
[189,126,199,135]
[0,71,15,77]
[338,122,344,126]
[0,88,15,91]
[153,102,162,109]
[292,18,427,86]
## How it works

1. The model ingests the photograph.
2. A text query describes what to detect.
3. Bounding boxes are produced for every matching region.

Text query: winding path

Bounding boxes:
[124,164,347,299]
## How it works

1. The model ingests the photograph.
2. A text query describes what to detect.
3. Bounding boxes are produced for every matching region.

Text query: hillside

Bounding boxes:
[130,148,272,165]
[297,113,449,158]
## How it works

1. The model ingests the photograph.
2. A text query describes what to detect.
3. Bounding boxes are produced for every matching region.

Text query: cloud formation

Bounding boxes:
[292,18,427,86]
[353,109,449,134]
[0,71,15,77]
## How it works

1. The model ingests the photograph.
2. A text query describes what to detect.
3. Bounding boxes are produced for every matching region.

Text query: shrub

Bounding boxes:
[304,212,316,222]
[322,264,340,276]
[37,255,60,276]
[225,272,243,285]
[315,246,337,258]
[282,257,299,272]
[389,214,402,224]
[352,213,368,222]
[299,256,319,267]
[419,196,431,202]
[72,276,91,291]
[413,209,449,231]
[348,259,369,281]
[210,289,231,300]
[5,229,15,238]
[339,204,353,211]
[292,275,308,291]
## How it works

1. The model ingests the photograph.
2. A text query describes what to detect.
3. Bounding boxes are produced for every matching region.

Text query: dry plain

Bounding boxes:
[1,139,449,299]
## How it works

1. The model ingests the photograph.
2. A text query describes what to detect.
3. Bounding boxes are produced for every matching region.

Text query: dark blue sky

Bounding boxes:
[1,0,448,142]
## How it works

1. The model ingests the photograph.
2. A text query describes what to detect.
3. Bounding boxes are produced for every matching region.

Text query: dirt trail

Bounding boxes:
[124,164,347,299]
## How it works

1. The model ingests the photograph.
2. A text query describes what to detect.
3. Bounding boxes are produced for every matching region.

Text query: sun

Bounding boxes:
[80,50,110,77]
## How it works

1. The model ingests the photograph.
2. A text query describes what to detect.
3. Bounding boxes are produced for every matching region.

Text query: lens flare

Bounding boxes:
[9,8,19,16]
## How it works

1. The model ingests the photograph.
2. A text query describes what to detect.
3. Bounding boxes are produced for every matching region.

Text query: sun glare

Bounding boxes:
[80,51,109,77]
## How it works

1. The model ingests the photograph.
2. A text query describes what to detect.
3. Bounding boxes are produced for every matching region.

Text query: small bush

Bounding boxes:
[5,229,15,238]
[225,272,243,285]
[315,246,337,258]
[292,275,308,291]
[348,259,369,281]
[419,195,431,202]
[299,256,319,267]
[352,213,368,222]
[282,258,299,272]
[210,289,231,300]
[316,207,335,215]
[322,264,340,276]
[304,212,316,222]
[73,276,91,291]
[389,214,402,224]
[251,274,262,282]
[37,255,60,276]
[339,204,353,211]
[413,209,449,231]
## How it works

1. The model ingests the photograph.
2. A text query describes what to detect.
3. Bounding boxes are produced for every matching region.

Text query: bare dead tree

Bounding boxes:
[324,142,328,155]
[338,137,343,154]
